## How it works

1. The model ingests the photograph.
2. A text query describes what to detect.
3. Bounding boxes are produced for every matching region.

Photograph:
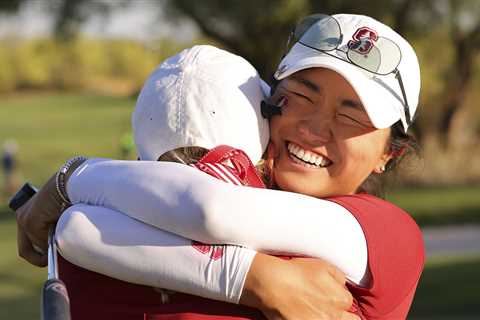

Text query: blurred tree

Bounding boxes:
[435,0,480,149]
[0,0,424,77]
[0,0,127,40]
[49,0,128,40]
[164,0,425,78]
[0,45,16,92]
[14,39,48,88]
[0,0,26,12]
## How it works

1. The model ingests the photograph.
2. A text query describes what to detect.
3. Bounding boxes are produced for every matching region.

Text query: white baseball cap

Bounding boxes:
[274,14,421,131]
[133,45,270,163]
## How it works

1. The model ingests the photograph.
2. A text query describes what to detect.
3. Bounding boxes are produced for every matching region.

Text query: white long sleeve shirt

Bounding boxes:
[56,204,255,303]
[60,158,368,302]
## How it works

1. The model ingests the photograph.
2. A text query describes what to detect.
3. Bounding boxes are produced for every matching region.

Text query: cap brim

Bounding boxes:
[275,45,407,129]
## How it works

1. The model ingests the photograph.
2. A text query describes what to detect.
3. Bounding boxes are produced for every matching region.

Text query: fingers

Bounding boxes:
[17,227,48,267]
[341,312,361,320]
[319,260,353,309]
[26,228,49,253]
[327,275,354,309]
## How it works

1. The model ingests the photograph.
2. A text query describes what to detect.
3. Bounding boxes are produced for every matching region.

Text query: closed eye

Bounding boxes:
[337,113,373,128]
[343,99,361,109]
[289,90,314,103]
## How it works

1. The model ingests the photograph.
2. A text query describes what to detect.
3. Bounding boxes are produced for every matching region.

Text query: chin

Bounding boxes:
[275,173,330,198]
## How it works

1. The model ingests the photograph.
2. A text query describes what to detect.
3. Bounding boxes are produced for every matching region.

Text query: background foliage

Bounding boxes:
[0,37,186,94]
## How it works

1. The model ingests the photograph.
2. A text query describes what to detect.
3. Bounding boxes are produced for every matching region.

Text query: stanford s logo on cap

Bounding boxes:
[348,27,378,54]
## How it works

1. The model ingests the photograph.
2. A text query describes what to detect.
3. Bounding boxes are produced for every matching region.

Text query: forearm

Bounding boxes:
[56,204,256,303]
[68,159,212,242]
[67,159,367,284]
[55,206,354,319]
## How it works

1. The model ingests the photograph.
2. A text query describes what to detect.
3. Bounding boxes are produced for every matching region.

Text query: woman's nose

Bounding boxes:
[296,118,333,145]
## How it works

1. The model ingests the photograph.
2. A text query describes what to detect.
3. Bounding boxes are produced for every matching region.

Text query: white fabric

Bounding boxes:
[275,14,421,131]
[56,204,255,303]
[68,158,369,285]
[133,45,269,163]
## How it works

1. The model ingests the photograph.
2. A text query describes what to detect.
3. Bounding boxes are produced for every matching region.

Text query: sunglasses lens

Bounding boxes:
[295,15,341,51]
[347,45,382,73]
[347,37,401,74]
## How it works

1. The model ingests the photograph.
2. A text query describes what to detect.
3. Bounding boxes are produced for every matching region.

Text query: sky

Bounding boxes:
[0,0,199,42]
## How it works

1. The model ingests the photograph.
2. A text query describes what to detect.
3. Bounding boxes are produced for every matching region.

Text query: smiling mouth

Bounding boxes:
[286,142,333,168]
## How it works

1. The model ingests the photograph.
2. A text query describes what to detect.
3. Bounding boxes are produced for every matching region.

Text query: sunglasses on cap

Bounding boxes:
[286,14,412,128]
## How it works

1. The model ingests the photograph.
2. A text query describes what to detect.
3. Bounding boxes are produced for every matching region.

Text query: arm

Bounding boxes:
[14,161,359,319]
[68,159,368,285]
[57,204,358,320]
[56,204,254,303]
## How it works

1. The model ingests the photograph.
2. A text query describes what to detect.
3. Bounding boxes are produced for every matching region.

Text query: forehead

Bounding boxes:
[289,67,345,82]
[284,68,358,96]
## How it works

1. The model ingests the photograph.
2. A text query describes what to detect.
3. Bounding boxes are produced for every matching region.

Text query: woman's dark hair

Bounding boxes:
[358,121,420,198]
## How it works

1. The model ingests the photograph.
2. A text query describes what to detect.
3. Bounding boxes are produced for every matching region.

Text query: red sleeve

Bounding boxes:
[328,194,425,319]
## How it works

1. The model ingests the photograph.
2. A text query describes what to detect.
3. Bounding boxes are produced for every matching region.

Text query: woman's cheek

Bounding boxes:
[341,139,376,174]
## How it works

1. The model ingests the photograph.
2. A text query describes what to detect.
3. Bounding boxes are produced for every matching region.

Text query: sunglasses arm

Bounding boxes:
[395,70,411,127]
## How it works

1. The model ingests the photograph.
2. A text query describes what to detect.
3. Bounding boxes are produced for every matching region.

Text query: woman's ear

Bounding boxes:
[373,152,394,174]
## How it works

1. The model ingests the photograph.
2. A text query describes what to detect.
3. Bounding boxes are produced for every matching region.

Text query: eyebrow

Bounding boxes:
[288,75,364,110]
[290,75,321,93]
[342,99,363,110]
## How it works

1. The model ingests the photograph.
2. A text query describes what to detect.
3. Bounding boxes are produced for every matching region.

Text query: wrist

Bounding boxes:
[64,157,87,185]
[239,253,284,314]
[56,156,88,206]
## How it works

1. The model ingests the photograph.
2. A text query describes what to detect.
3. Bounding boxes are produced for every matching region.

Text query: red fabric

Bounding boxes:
[328,194,425,319]
[59,256,265,320]
[194,145,265,188]
[59,146,267,320]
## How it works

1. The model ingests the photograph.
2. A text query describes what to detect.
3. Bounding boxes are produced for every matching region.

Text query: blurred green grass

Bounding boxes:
[386,186,480,227]
[0,211,44,320]
[409,255,480,319]
[0,93,134,188]
[1,93,479,318]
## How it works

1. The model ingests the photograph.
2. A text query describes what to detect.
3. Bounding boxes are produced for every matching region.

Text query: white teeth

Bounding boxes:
[297,149,305,158]
[287,142,331,167]
[302,152,311,162]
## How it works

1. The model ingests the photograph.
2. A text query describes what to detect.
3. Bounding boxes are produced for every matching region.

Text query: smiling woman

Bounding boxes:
[267,68,394,198]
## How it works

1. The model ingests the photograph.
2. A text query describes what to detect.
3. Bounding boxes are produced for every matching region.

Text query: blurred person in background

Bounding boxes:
[15,13,425,320]
[2,139,19,196]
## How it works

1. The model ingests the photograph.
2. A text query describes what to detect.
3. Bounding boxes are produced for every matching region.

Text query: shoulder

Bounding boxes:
[328,194,425,317]
[328,193,422,237]
[327,193,424,260]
